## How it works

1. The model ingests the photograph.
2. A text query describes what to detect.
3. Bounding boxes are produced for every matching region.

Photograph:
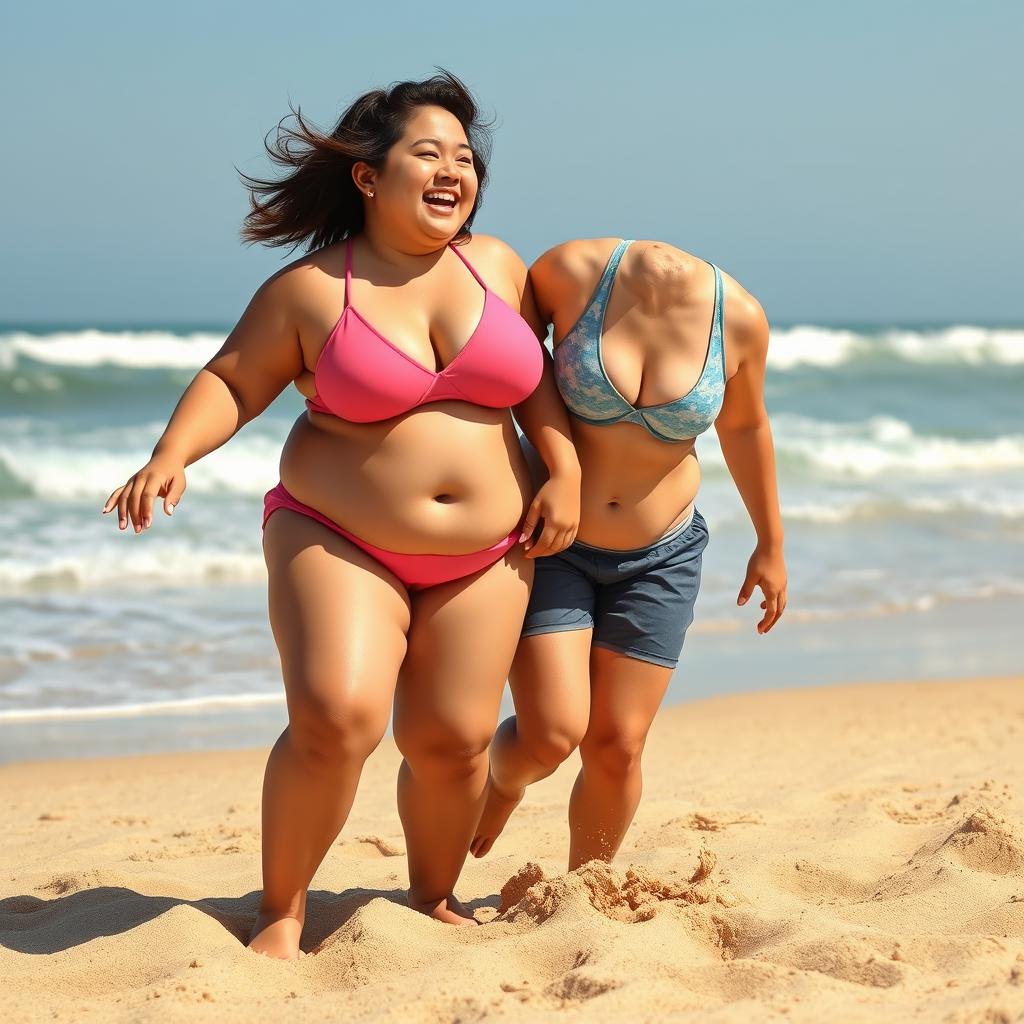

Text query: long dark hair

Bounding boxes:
[240,70,492,252]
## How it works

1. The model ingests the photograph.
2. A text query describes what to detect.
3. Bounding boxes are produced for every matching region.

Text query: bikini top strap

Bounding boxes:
[709,262,724,351]
[344,239,353,308]
[593,239,633,312]
[449,241,487,290]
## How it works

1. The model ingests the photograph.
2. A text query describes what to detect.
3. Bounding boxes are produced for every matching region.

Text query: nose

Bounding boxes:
[435,159,460,184]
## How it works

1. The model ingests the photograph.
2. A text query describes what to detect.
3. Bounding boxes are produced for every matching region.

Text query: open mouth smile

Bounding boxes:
[423,189,460,214]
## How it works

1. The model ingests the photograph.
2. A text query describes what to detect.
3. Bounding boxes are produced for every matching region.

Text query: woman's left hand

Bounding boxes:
[738,544,788,634]
[519,472,581,558]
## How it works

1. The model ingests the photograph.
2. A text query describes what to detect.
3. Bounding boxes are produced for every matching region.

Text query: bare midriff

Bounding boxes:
[569,418,700,550]
[280,403,533,554]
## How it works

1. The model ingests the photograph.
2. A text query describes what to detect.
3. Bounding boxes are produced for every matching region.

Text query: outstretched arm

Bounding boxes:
[714,295,787,633]
[102,274,304,532]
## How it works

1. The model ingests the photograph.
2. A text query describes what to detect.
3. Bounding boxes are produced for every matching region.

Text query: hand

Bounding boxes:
[102,454,187,534]
[737,544,787,634]
[518,472,581,559]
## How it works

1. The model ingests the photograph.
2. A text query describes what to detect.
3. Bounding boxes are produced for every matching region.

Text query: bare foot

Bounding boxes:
[470,775,524,858]
[407,892,479,926]
[248,911,304,960]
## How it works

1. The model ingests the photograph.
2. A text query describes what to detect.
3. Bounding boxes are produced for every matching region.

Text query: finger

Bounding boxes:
[771,593,788,629]
[542,527,569,556]
[116,481,133,530]
[139,484,161,530]
[519,503,542,547]
[758,594,778,634]
[163,473,186,515]
[737,571,758,606]
[127,476,149,533]
[552,527,574,554]
[527,522,560,559]
[102,486,125,514]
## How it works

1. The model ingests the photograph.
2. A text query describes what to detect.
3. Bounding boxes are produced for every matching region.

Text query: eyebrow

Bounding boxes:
[410,137,473,152]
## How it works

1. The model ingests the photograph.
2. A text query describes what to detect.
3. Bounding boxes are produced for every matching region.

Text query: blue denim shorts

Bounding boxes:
[521,509,709,668]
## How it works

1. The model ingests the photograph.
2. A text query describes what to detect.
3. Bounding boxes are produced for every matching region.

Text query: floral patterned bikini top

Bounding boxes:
[553,240,726,443]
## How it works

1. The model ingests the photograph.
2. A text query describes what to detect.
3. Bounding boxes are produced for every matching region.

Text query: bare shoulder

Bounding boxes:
[719,267,769,355]
[626,240,716,293]
[248,244,343,319]
[531,237,620,282]
[463,232,526,274]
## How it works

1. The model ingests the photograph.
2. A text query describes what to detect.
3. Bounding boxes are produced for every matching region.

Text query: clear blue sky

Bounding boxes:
[2,0,1021,325]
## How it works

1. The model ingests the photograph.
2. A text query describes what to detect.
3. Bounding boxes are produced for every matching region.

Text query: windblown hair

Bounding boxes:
[240,70,492,251]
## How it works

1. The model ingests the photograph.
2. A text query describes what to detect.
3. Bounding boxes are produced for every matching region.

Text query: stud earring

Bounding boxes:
[367,190,374,198]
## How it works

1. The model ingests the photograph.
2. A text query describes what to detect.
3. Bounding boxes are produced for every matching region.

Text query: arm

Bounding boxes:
[713,294,788,633]
[102,274,304,532]
[513,274,582,557]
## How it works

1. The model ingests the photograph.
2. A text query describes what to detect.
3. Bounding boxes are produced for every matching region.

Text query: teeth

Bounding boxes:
[425,191,457,204]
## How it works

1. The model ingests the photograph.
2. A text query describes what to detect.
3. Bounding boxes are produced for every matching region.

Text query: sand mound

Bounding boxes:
[499,848,731,926]
[942,809,1024,875]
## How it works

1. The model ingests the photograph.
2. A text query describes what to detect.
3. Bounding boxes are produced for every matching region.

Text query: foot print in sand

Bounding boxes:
[678,811,765,831]
[335,835,405,858]
[630,810,763,850]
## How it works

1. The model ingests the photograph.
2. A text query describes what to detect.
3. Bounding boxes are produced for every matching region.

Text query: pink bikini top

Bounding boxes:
[306,241,543,422]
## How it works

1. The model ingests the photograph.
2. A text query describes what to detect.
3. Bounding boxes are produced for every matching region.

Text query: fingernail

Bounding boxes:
[518,532,529,543]
[144,517,152,529]
[168,504,175,515]
[134,525,141,534]
[119,519,126,529]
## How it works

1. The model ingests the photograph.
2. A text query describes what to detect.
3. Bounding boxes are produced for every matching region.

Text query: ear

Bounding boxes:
[351,162,377,198]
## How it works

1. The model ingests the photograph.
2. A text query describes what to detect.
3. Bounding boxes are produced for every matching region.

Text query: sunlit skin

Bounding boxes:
[102,105,580,959]
[471,238,787,864]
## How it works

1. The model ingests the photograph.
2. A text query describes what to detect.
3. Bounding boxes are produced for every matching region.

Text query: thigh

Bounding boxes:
[511,549,596,738]
[509,629,593,746]
[263,509,411,733]
[584,647,673,752]
[394,547,533,747]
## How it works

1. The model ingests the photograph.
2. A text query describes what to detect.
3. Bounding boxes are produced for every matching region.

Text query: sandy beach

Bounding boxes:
[3,676,1022,1023]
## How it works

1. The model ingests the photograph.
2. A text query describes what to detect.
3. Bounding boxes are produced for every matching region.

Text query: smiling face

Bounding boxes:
[353,105,479,249]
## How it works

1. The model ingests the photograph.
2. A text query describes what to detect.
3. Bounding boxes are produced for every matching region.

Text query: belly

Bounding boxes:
[279,403,532,554]
[571,419,702,549]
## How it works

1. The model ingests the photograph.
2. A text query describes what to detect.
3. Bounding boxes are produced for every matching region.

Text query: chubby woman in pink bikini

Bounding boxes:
[101,73,580,959]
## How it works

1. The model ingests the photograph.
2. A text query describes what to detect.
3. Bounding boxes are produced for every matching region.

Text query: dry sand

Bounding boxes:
[3,678,1023,1023]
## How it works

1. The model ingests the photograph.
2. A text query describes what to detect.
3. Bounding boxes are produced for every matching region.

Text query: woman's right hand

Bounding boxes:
[101,454,187,533]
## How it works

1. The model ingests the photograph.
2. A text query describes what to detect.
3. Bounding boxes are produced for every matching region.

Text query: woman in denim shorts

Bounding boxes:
[471,238,787,867]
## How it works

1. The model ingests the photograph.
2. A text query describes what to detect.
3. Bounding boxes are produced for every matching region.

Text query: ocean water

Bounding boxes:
[0,323,1022,760]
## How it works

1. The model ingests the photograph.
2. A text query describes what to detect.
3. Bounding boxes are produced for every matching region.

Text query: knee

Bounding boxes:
[520,724,583,771]
[580,733,646,779]
[394,723,491,783]
[286,690,387,767]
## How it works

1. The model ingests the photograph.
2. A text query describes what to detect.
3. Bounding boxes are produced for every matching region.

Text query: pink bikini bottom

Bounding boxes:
[262,482,520,590]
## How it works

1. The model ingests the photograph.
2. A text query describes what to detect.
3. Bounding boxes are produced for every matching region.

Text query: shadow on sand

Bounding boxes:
[0,884,454,955]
